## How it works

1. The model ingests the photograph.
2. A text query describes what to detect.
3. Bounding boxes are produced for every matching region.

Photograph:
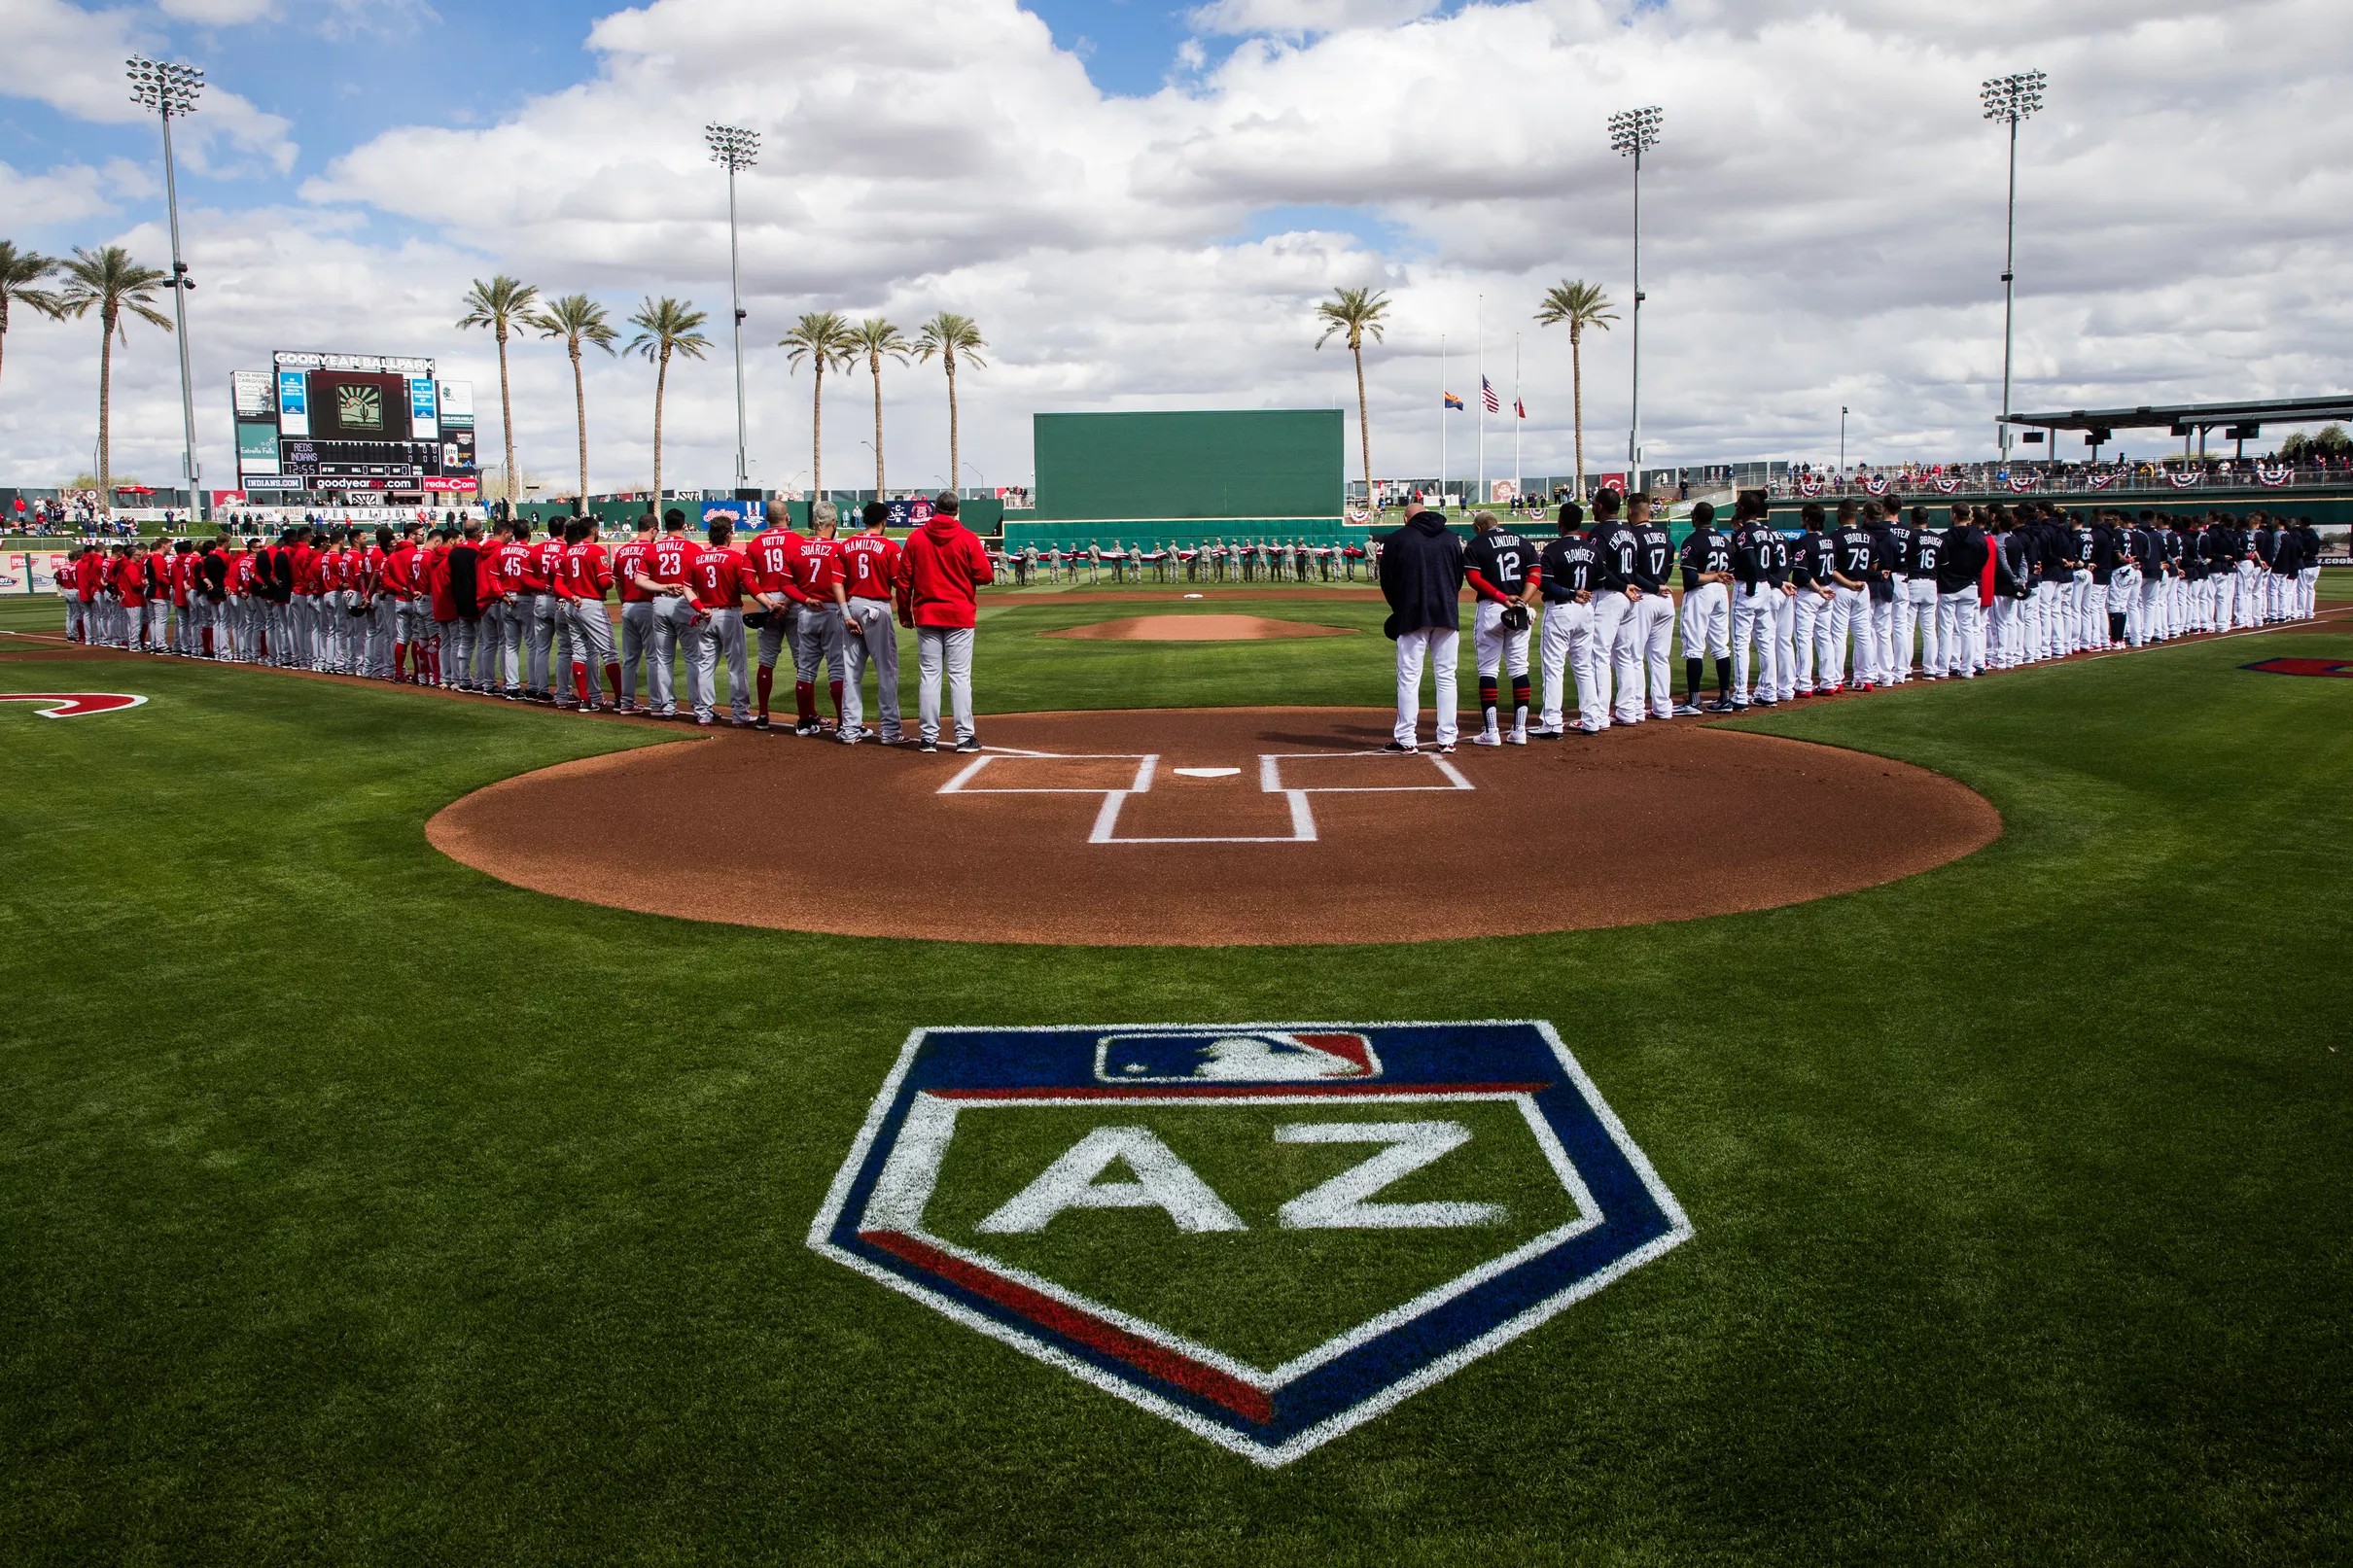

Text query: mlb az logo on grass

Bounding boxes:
[810,1021,1692,1465]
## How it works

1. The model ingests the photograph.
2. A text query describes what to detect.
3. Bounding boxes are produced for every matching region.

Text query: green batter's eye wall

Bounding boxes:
[1033,410,1345,523]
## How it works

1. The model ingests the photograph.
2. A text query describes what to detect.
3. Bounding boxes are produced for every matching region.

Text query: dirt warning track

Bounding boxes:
[428,707,1999,947]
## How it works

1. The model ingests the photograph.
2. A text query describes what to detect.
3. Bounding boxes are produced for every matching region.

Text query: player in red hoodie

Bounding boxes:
[894,493,995,752]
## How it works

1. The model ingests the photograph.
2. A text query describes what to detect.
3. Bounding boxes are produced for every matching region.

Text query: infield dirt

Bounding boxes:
[429,707,1999,946]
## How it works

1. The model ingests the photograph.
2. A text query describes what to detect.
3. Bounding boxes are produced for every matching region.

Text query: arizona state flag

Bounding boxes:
[1443,391,1464,410]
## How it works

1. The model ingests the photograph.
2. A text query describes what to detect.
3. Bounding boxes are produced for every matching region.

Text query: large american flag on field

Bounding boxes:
[1481,376,1500,413]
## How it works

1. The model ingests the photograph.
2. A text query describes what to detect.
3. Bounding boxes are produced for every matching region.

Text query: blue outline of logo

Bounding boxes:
[808,1020,1692,1466]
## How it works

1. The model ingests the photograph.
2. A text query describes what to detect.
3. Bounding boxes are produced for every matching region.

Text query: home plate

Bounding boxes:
[1173,766,1241,779]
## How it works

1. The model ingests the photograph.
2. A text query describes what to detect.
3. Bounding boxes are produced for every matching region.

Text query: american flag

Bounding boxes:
[1515,397,1528,420]
[1481,376,1500,413]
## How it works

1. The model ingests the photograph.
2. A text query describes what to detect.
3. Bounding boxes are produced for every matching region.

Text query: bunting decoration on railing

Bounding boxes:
[2005,473,2040,493]
[2168,470,2203,488]
[1795,473,1825,496]
[1857,474,1891,496]
[2254,464,2294,487]
[2086,470,2118,491]
[1931,476,1962,494]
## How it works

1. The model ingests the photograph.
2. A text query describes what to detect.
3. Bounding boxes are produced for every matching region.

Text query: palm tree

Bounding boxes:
[457,275,542,506]
[914,312,987,495]
[625,296,711,507]
[0,241,66,402]
[1314,287,1389,515]
[58,246,172,511]
[849,317,912,493]
[1534,280,1617,502]
[781,310,860,495]
[531,294,618,503]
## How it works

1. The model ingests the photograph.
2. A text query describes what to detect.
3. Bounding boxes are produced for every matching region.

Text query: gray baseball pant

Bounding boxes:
[648,595,694,714]
[569,598,615,707]
[915,625,975,745]
[685,607,750,721]
[618,601,654,709]
[840,597,901,740]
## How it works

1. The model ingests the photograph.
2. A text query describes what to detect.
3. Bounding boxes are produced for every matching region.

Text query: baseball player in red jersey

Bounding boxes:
[491,521,539,690]
[744,500,814,731]
[641,509,698,717]
[837,501,904,744]
[562,517,619,711]
[423,530,457,686]
[896,493,995,751]
[609,514,657,714]
[685,517,755,724]
[141,540,171,652]
[527,521,574,703]
[226,540,258,660]
[167,541,194,655]
[112,546,148,649]
[382,526,423,680]
[788,501,851,734]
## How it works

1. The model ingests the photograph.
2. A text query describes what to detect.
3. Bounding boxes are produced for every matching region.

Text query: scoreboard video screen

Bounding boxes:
[230,352,477,501]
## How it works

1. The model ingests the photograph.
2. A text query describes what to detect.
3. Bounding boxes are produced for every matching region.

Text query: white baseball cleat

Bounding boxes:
[1505,729,1528,746]
[1471,731,1502,747]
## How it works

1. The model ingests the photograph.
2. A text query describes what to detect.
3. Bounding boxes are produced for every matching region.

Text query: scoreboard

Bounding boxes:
[231,352,477,500]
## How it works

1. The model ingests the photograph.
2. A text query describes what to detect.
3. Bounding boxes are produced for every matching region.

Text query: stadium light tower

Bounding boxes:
[127,54,205,521]
[705,122,760,493]
[1608,105,1663,481]
[1982,69,2046,461]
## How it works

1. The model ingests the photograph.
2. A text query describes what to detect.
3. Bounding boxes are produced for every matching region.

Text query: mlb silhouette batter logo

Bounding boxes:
[810,1021,1692,1465]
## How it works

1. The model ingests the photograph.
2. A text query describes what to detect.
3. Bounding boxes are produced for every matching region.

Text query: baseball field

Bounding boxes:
[4,578,2350,1563]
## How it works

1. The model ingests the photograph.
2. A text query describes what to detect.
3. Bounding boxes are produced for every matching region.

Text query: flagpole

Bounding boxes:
[1514,332,1522,502]
[1439,332,1447,507]
[1476,293,1486,508]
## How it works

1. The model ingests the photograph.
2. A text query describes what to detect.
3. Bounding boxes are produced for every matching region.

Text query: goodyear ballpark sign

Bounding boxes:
[810,1021,1691,1465]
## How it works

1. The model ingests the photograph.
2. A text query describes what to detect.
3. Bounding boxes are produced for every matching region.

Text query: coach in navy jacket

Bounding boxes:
[1379,507,1467,750]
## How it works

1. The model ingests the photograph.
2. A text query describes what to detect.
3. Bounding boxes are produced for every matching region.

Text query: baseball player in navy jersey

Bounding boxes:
[1898,506,1942,679]
[1785,503,1834,696]
[1862,502,1903,683]
[2141,511,2175,641]
[1725,496,1780,709]
[2295,518,2323,619]
[837,502,905,745]
[1534,503,1604,735]
[1463,510,1537,745]
[1585,488,1638,724]
[1675,502,1735,714]
[1827,502,1879,689]
[1934,505,1987,678]
[2068,511,2101,652]
[1627,494,1677,720]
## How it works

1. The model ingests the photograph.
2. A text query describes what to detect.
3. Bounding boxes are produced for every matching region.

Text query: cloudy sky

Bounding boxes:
[3,0,2349,499]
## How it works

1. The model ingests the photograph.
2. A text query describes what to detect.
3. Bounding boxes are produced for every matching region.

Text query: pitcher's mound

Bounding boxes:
[429,708,1999,947]
[1043,615,1351,642]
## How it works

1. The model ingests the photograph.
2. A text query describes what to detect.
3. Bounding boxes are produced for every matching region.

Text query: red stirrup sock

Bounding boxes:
[794,679,815,723]
[756,665,774,717]
[573,664,589,704]
[605,662,621,705]
[828,679,844,721]
[394,643,407,680]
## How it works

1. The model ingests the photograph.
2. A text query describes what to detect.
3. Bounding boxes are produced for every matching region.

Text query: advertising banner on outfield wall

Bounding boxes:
[0,552,68,596]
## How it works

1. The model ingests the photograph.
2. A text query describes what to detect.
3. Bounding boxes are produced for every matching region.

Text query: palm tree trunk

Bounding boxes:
[812,363,825,496]
[496,326,517,506]
[945,351,960,494]
[1351,339,1372,516]
[871,356,885,493]
[1570,328,1586,504]
[0,307,11,401]
[652,350,668,505]
[96,312,114,510]
[571,340,588,504]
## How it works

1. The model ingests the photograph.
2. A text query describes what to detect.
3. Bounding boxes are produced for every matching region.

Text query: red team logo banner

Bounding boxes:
[810,1020,1690,1465]
[0,692,148,718]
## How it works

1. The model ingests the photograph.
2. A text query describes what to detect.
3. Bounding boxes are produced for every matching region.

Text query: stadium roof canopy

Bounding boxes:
[2000,395,2353,440]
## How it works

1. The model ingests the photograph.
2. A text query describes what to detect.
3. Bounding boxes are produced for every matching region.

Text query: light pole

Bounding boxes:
[126,54,205,523]
[1608,104,1663,487]
[1840,404,1848,470]
[1981,70,2045,462]
[704,123,759,495]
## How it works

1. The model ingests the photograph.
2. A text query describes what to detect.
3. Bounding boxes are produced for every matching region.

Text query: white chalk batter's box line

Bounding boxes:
[936,749,1473,845]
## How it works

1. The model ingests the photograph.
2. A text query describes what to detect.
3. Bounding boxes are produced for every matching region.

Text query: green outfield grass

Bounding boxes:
[2,601,2349,1564]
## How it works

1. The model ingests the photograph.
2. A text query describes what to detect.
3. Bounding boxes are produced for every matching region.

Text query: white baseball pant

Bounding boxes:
[1391,625,1459,748]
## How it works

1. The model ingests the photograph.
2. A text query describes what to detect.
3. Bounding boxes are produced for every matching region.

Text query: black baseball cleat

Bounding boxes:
[753,715,770,731]
[1705,699,1738,714]
[954,736,983,753]
[917,739,938,753]
[1671,702,1703,717]
[1381,741,1419,753]
[794,720,823,737]
[1753,697,1777,708]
